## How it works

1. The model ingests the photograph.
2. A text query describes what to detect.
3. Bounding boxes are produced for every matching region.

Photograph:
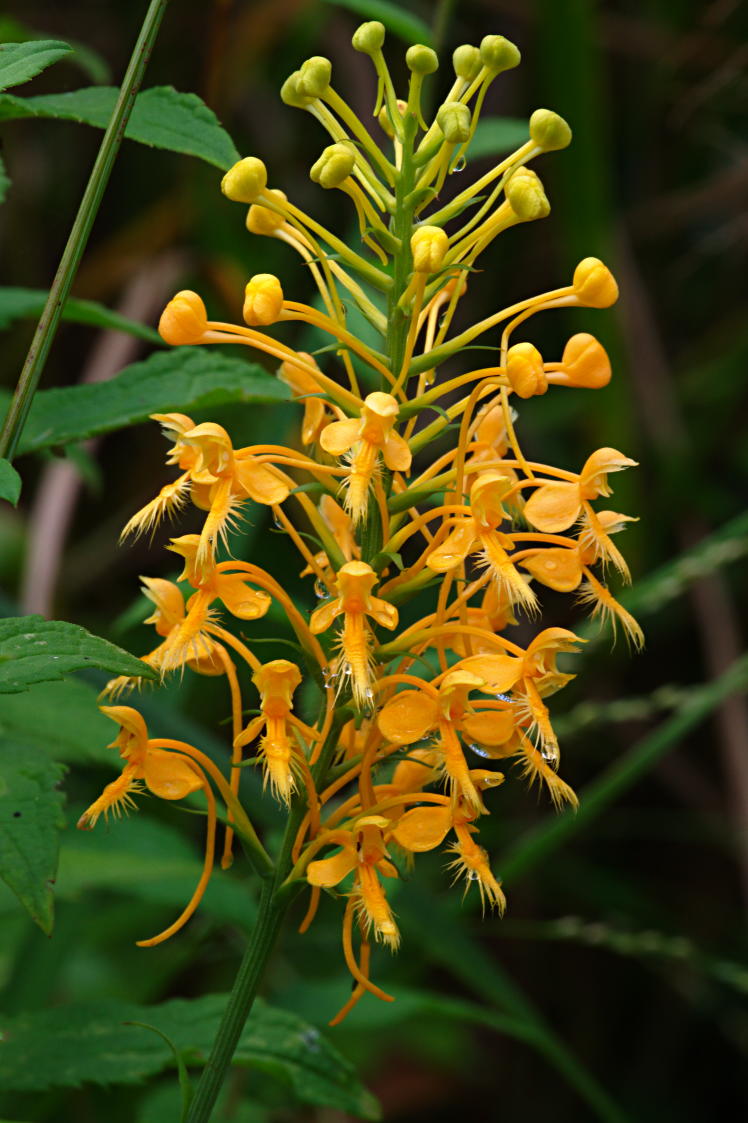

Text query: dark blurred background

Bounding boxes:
[1,1,747,1121]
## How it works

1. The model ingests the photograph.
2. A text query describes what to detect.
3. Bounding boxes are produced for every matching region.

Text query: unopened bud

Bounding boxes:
[437,102,472,144]
[479,35,521,74]
[573,258,619,308]
[310,142,356,189]
[246,189,287,235]
[506,342,547,398]
[406,44,438,75]
[297,56,332,98]
[280,71,314,108]
[453,44,482,82]
[411,226,449,273]
[352,21,385,55]
[221,157,267,203]
[529,108,572,151]
[159,290,208,345]
[561,334,611,388]
[505,168,550,221]
[243,274,284,326]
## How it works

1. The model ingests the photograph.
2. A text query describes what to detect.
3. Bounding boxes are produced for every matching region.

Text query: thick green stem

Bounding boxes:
[185,712,345,1123]
[0,0,170,461]
[184,879,286,1122]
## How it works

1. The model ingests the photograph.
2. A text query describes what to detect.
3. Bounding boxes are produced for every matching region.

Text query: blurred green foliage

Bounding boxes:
[1,1,746,1121]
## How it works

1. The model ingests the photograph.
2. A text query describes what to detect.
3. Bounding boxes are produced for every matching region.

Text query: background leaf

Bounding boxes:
[0,288,162,343]
[0,739,65,934]
[0,348,291,456]
[0,615,156,693]
[0,39,71,92]
[321,0,432,45]
[0,85,240,169]
[469,117,530,160]
[0,995,380,1119]
[0,458,21,505]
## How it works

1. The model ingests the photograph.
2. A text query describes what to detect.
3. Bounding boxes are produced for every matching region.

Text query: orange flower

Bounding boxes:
[77,706,216,947]
[427,472,537,613]
[523,448,637,534]
[320,392,412,524]
[307,816,400,948]
[234,660,305,803]
[310,561,398,707]
[122,413,290,575]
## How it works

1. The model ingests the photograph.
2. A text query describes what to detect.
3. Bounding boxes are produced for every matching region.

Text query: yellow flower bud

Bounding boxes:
[297,56,332,98]
[561,333,612,388]
[505,168,550,222]
[243,274,284,326]
[479,35,521,74]
[310,143,356,189]
[573,258,619,308]
[411,226,449,274]
[506,342,548,398]
[221,157,267,204]
[280,71,314,108]
[529,108,572,152]
[453,44,482,82]
[246,189,287,235]
[406,44,438,75]
[352,21,385,54]
[436,102,472,145]
[158,290,208,346]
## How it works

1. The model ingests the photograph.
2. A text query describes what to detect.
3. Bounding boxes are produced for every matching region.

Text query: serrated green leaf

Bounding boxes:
[0,85,240,169]
[0,459,21,505]
[0,287,162,342]
[0,615,156,694]
[469,117,530,161]
[0,739,65,933]
[0,152,9,203]
[0,39,72,92]
[0,995,380,1119]
[0,348,291,456]
[321,0,432,45]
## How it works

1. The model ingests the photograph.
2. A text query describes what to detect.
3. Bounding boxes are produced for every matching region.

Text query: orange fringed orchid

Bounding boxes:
[310,561,398,707]
[122,413,289,575]
[79,26,645,1025]
[426,471,537,613]
[78,706,216,946]
[377,668,518,814]
[307,815,400,949]
[234,659,312,803]
[320,392,412,524]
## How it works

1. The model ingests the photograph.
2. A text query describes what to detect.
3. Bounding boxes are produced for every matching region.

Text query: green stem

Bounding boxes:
[0,0,170,461]
[184,878,286,1123]
[185,711,345,1123]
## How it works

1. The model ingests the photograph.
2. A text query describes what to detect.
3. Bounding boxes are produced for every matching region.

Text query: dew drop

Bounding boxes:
[466,868,480,881]
[314,578,328,599]
[467,742,491,759]
[272,511,284,529]
[451,155,467,174]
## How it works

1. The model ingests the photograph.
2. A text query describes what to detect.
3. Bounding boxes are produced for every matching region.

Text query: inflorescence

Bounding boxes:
[79,25,642,1023]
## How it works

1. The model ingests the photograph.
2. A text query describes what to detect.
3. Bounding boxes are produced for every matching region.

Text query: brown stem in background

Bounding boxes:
[20,253,184,617]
